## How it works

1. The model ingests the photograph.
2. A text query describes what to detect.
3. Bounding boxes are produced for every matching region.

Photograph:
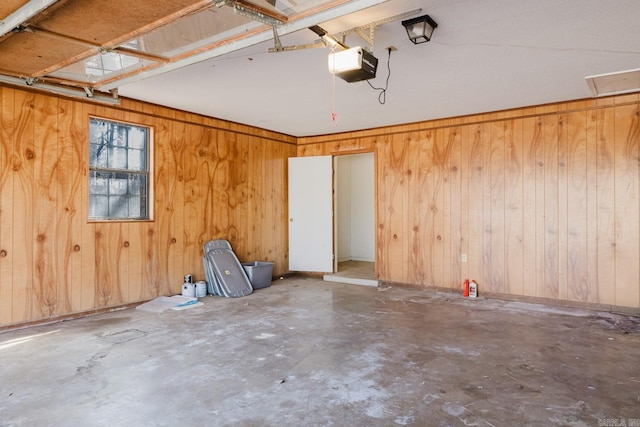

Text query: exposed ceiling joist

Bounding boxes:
[0,0,58,38]
[98,0,388,91]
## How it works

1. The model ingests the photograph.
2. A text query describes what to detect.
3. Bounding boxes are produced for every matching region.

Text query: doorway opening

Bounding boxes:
[324,152,378,287]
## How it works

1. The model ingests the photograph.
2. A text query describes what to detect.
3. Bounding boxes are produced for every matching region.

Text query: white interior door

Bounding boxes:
[288,155,333,272]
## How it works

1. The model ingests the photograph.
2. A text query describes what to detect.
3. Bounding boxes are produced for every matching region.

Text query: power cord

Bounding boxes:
[367,47,393,104]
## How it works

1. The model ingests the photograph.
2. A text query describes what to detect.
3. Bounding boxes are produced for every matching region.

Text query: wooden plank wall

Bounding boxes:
[0,85,295,326]
[298,94,640,309]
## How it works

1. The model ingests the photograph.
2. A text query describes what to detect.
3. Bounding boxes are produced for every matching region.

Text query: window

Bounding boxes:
[89,117,150,220]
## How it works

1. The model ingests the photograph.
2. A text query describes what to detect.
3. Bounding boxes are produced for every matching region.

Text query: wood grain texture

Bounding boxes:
[12,90,35,322]
[2,86,640,327]
[80,103,97,312]
[33,93,59,318]
[0,87,13,324]
[0,85,294,327]
[595,108,616,305]
[613,104,640,307]
[298,95,640,309]
[505,118,523,296]
[56,99,81,314]
[565,111,589,302]
[543,114,559,299]
[447,127,462,289]
[486,120,506,293]
[467,124,485,288]
[406,133,422,285]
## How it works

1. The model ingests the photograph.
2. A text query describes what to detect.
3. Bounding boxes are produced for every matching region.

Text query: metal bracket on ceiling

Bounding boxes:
[267,9,422,54]
[268,25,342,53]
[332,8,422,50]
[214,0,287,27]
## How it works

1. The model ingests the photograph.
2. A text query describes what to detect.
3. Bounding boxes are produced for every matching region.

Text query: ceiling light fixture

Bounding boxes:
[401,14,438,44]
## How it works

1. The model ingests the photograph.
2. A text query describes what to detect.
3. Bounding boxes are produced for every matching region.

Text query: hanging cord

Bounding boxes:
[330,46,339,125]
[367,47,392,105]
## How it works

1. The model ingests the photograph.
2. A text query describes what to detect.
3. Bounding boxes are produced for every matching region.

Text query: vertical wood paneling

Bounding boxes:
[487,120,506,293]
[459,125,470,284]
[183,125,207,279]
[467,124,484,286]
[417,130,435,285]
[260,137,276,266]
[211,129,229,242]
[522,117,539,297]
[543,115,559,299]
[229,133,248,260]
[406,133,422,285]
[297,95,640,309]
[170,120,186,291]
[585,110,599,303]
[566,111,589,302]
[0,85,295,327]
[247,134,265,265]
[533,117,546,298]
[244,136,294,274]
[56,99,80,314]
[95,223,125,307]
[431,129,446,287]
[33,94,59,318]
[450,127,463,288]
[12,90,35,322]
[0,87,13,324]
[596,108,616,304]
[154,118,174,295]
[385,134,407,282]
[557,114,569,301]
[3,86,640,327]
[505,118,523,295]
[376,136,390,281]
[80,104,96,312]
[614,104,640,307]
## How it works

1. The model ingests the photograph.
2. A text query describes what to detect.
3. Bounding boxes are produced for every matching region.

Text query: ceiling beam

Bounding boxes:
[99,0,389,91]
[0,73,120,104]
[0,0,58,38]
[19,26,170,78]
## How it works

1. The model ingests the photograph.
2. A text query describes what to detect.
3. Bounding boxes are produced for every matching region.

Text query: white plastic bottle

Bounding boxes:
[469,280,478,298]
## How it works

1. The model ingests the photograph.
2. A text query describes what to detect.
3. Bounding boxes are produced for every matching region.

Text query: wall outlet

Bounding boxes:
[461,254,468,263]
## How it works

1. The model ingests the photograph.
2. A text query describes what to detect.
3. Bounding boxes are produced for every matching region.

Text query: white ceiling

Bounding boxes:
[118,0,640,137]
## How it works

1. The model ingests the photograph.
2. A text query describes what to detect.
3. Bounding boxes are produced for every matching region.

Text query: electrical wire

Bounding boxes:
[367,48,392,104]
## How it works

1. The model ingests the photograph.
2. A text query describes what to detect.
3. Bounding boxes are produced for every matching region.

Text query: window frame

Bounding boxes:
[88,116,154,222]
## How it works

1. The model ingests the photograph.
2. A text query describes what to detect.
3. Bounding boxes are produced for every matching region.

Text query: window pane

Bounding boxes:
[109,195,129,218]
[89,117,150,220]
[109,175,128,195]
[90,171,109,195]
[128,148,144,171]
[90,143,109,168]
[129,195,142,217]
[110,146,129,169]
[89,195,109,218]
[129,127,147,150]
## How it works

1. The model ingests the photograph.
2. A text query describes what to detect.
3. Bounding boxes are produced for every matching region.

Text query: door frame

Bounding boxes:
[332,149,377,276]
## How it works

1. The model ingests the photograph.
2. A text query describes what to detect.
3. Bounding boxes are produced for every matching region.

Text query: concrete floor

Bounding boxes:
[1,277,639,427]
